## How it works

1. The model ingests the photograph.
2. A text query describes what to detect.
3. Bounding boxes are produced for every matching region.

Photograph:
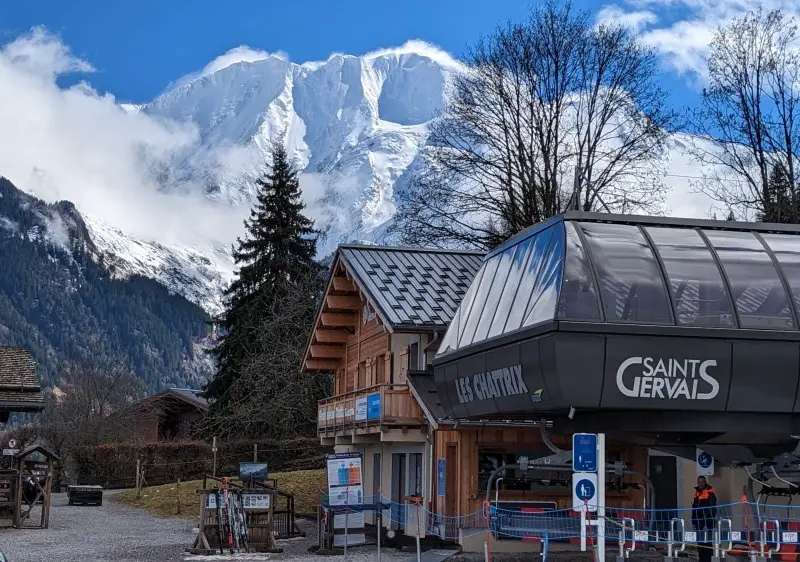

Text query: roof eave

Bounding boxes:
[392,324,448,333]
[406,375,439,431]
[338,251,396,333]
[301,252,349,373]
[0,402,45,412]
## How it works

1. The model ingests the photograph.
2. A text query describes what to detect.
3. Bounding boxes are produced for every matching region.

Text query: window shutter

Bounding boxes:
[398,346,409,384]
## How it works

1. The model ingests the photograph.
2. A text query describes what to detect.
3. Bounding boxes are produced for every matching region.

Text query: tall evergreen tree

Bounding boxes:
[758,164,795,223]
[205,145,320,403]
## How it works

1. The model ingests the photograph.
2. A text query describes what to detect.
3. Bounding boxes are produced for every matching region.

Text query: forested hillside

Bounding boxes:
[0,177,212,390]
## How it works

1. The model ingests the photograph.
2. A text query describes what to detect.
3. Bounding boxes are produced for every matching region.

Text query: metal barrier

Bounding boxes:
[667,517,685,558]
[761,520,782,559]
[314,495,800,560]
[618,517,636,559]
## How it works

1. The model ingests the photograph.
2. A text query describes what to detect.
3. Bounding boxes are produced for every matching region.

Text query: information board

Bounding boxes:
[572,433,597,472]
[326,452,364,507]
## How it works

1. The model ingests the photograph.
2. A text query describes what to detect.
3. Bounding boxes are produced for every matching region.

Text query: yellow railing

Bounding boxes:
[317,384,422,433]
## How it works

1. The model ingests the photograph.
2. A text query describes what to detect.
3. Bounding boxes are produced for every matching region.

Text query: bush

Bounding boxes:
[71,437,330,488]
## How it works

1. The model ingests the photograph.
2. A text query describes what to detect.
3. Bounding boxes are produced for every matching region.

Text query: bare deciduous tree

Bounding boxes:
[689,8,800,223]
[393,0,674,250]
[200,271,331,439]
[37,361,145,456]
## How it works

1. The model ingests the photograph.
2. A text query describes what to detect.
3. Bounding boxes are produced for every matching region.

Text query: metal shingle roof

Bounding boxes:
[339,245,485,329]
[169,388,209,409]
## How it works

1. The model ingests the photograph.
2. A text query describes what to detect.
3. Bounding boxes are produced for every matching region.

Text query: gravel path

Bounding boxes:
[0,490,426,561]
[0,490,195,561]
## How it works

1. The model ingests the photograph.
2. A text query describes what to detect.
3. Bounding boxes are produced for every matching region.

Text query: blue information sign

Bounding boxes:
[437,459,446,497]
[698,452,712,468]
[572,433,597,472]
[575,478,596,501]
[367,393,381,420]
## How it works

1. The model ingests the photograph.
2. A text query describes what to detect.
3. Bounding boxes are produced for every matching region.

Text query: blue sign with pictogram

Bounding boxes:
[696,448,714,476]
[572,472,598,512]
[572,433,597,472]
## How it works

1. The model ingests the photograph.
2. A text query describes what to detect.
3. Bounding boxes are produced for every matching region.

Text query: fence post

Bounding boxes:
[415,500,422,562]
[212,437,218,478]
[176,478,181,515]
[376,490,382,562]
[135,458,141,499]
[253,443,258,463]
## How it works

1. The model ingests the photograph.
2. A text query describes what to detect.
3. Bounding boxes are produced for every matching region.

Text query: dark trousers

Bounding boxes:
[696,522,713,562]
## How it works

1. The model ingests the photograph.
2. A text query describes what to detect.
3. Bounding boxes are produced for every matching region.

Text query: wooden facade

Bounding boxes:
[431,428,648,518]
[305,257,427,437]
[304,245,654,550]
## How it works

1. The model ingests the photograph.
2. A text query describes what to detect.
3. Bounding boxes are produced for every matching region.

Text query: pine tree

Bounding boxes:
[759,164,796,223]
[205,145,320,403]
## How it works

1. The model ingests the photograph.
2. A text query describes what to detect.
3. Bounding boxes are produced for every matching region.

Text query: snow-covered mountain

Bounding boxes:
[141,44,458,253]
[52,43,461,313]
[2,39,715,316]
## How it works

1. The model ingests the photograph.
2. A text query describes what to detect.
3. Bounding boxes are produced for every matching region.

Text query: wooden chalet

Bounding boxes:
[0,347,44,422]
[114,388,208,442]
[303,242,669,553]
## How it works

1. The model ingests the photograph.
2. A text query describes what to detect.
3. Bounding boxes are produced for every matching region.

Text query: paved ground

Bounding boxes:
[1,492,660,561]
[1,491,194,561]
[0,491,430,561]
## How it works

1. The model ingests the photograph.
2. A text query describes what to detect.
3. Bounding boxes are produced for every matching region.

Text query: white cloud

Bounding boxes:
[169,45,285,89]
[0,27,248,250]
[362,40,462,70]
[602,0,800,81]
[596,5,658,32]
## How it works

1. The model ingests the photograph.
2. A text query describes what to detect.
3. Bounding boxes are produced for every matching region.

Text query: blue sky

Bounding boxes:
[1,0,532,102]
[0,0,708,106]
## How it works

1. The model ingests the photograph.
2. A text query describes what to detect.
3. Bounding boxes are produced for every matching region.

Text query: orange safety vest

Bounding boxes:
[694,487,715,502]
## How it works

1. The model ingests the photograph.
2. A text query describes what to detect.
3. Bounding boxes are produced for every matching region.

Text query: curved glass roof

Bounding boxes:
[436,214,800,356]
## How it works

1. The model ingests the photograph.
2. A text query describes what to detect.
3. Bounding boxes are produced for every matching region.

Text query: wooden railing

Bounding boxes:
[317,384,422,433]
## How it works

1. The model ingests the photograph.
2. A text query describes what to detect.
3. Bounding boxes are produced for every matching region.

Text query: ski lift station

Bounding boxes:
[305,212,800,555]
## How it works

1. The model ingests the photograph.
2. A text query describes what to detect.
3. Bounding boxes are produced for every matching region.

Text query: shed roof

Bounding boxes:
[0,347,38,388]
[339,245,485,330]
[0,347,43,417]
[407,372,449,428]
[135,388,209,412]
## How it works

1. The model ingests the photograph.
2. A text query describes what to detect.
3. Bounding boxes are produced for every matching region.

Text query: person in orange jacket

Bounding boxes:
[692,476,718,562]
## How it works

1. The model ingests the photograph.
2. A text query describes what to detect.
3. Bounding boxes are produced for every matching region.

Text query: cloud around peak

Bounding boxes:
[169,45,288,90]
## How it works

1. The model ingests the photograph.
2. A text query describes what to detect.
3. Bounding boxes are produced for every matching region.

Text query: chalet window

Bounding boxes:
[409,342,419,371]
[376,354,386,384]
[358,362,366,389]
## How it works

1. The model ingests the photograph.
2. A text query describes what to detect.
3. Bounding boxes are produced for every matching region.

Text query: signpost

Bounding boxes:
[572,432,605,562]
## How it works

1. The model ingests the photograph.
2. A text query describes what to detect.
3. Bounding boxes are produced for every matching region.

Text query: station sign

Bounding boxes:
[572,433,597,472]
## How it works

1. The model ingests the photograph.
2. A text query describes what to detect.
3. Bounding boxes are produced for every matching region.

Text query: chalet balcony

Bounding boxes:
[317,384,423,436]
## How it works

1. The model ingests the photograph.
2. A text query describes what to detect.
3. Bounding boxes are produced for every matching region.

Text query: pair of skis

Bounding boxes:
[214,478,248,554]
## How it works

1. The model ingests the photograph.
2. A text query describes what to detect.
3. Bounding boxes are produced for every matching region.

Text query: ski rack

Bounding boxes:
[186,474,281,555]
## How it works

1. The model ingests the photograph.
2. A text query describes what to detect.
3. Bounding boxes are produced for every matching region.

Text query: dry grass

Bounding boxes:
[114,468,326,520]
